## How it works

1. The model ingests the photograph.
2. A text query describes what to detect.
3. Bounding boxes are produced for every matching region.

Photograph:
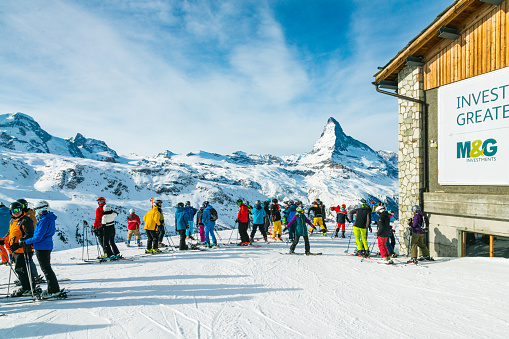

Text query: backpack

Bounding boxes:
[209,208,218,221]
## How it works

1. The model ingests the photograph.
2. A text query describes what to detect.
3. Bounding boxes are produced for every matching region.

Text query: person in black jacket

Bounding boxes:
[376,205,392,263]
[270,199,282,241]
[348,199,372,257]
[263,199,271,235]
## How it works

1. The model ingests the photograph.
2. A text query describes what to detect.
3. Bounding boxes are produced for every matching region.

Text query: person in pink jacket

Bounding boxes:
[126,209,141,247]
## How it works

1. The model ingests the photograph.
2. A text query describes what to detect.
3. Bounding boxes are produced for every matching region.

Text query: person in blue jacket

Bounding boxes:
[202,201,217,247]
[283,201,297,241]
[184,201,197,240]
[22,201,61,298]
[175,202,189,250]
[0,202,11,265]
[250,200,267,243]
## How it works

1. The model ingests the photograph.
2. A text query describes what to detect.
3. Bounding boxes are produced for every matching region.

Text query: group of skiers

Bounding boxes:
[0,199,62,298]
[0,195,433,298]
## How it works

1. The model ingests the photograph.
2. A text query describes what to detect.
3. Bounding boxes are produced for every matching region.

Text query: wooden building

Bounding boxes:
[374,0,509,258]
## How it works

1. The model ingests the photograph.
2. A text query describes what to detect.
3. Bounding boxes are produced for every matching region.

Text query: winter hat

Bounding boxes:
[376,206,385,214]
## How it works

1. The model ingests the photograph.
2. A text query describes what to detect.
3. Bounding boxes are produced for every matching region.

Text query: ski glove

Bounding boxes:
[18,238,25,247]
[9,243,20,252]
[368,227,372,232]
[0,238,3,246]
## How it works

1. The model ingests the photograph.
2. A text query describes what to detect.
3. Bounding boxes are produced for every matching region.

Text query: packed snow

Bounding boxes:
[1,224,508,339]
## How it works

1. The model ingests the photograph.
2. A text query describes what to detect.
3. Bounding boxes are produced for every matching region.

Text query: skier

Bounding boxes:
[283,201,297,242]
[270,199,282,241]
[202,201,217,247]
[370,201,378,224]
[196,206,205,243]
[154,199,166,248]
[16,199,41,282]
[307,202,327,236]
[175,202,189,250]
[22,201,63,298]
[126,209,141,247]
[2,201,37,297]
[334,204,350,238]
[93,197,106,251]
[348,199,372,257]
[376,205,392,264]
[143,205,161,254]
[287,207,314,255]
[101,205,120,259]
[263,198,271,235]
[0,202,10,265]
[250,200,267,243]
[316,199,328,230]
[236,199,250,245]
[408,205,433,264]
[184,201,197,240]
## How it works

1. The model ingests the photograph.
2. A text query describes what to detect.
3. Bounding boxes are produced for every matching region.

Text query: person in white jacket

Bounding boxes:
[101,205,120,259]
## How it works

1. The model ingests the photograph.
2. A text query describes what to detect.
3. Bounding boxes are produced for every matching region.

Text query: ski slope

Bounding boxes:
[1,226,508,339]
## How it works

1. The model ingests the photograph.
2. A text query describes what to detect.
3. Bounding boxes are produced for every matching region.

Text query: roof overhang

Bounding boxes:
[374,0,490,83]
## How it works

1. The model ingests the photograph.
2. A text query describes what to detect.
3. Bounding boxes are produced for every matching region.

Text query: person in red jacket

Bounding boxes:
[236,199,250,245]
[93,197,106,250]
[126,209,141,247]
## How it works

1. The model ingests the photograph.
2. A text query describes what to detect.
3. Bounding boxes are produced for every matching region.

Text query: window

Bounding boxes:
[462,231,509,258]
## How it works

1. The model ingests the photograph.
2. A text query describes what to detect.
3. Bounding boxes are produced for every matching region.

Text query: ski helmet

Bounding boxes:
[412,205,421,212]
[177,202,185,208]
[341,204,346,208]
[360,199,366,203]
[0,202,4,207]
[9,201,23,214]
[255,200,261,205]
[376,206,385,214]
[103,205,112,212]
[97,197,106,202]
[203,201,209,207]
[33,200,49,213]
[186,201,191,205]
[129,209,135,214]
[296,207,303,213]
[266,198,271,202]
[288,200,294,205]
[154,199,162,205]
[16,199,29,212]
[272,198,278,204]
[236,199,243,205]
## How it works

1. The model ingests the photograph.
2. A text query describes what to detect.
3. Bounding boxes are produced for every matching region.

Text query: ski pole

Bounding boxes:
[214,229,222,241]
[369,234,378,256]
[0,249,19,296]
[228,220,238,243]
[23,246,36,301]
[345,224,354,253]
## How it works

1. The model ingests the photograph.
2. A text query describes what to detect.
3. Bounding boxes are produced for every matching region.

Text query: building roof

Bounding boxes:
[374,0,489,83]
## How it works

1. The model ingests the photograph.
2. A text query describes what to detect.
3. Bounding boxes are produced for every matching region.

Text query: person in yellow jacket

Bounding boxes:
[143,205,161,253]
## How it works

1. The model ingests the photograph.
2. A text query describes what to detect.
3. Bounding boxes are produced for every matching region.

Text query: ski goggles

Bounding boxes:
[10,207,22,213]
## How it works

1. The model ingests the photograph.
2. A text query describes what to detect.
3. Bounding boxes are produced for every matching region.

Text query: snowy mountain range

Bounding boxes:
[0,112,398,250]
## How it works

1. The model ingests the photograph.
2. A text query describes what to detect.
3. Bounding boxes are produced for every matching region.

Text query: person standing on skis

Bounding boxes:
[250,200,267,243]
[93,197,106,250]
[263,198,271,235]
[287,207,314,255]
[376,205,392,263]
[236,199,250,245]
[196,206,205,243]
[143,204,161,254]
[2,201,36,297]
[184,201,197,240]
[101,205,120,259]
[348,199,372,257]
[126,209,141,247]
[23,200,63,298]
[0,202,11,265]
[284,201,297,242]
[175,202,189,250]
[270,199,282,241]
[334,204,350,238]
[202,201,217,247]
[408,205,433,264]
[154,199,166,248]
[307,202,326,235]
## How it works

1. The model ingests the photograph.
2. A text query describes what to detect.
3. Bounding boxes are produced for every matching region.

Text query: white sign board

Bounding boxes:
[438,66,509,185]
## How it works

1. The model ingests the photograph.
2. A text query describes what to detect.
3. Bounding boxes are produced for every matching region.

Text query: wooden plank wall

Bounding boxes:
[424,1,508,90]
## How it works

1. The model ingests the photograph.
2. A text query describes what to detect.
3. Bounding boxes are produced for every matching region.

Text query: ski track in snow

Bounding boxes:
[1,229,509,338]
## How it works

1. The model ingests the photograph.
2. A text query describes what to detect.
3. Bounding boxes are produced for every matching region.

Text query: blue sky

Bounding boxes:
[0,0,450,157]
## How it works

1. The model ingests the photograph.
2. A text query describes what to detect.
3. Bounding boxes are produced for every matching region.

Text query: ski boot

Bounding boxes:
[126,240,130,247]
[152,248,161,254]
[407,258,418,264]
[341,231,346,238]
[333,229,339,238]
[137,240,142,247]
[263,237,268,243]
[249,237,254,244]
[211,243,218,247]
[41,289,67,300]
[424,256,434,261]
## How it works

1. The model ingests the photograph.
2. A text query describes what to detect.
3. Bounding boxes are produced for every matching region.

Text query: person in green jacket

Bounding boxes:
[286,207,314,255]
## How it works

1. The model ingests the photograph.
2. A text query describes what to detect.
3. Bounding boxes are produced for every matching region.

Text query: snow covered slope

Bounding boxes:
[0,230,507,339]
[0,113,398,250]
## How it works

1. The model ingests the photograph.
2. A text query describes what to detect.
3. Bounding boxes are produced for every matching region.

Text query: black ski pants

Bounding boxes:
[158,225,165,243]
[178,230,187,250]
[35,250,60,294]
[102,226,119,257]
[290,235,310,253]
[14,251,33,291]
[146,230,158,250]
[95,227,104,248]
[238,222,250,243]
[250,223,267,240]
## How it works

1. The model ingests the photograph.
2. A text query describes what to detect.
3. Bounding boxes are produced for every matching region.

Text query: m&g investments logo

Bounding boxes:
[457,138,497,162]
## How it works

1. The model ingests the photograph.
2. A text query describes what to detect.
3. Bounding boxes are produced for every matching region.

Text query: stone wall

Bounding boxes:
[397,65,425,255]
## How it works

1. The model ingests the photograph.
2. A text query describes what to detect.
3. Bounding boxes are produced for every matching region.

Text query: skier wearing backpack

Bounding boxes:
[376,205,392,264]
[307,201,326,236]
[202,201,218,247]
[154,199,166,247]
[126,209,141,247]
[408,205,433,264]
[236,199,250,245]
[283,201,297,242]
[175,202,189,250]
[348,199,372,257]
[333,204,350,238]
[250,200,267,243]
[143,205,161,254]
[270,199,282,241]
[263,199,271,235]
[184,202,197,240]
[287,207,314,254]
[101,205,120,259]
[0,202,11,265]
